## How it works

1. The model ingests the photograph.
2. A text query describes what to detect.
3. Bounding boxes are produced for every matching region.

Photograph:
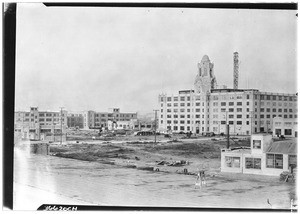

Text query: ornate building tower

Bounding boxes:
[194,55,217,93]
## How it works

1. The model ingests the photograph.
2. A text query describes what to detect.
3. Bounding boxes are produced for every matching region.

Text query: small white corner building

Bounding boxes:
[221,134,297,176]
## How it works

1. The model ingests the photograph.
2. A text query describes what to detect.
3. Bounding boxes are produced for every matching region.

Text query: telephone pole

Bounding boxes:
[60,107,64,144]
[153,109,159,146]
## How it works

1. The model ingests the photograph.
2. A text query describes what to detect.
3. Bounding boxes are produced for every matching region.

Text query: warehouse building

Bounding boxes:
[82,108,138,130]
[158,55,297,135]
[14,107,67,142]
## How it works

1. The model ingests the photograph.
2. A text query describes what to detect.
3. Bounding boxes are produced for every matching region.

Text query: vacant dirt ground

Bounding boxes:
[14,136,297,210]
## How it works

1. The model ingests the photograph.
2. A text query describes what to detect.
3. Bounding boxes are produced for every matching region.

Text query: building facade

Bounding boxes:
[82,108,138,130]
[14,107,67,142]
[221,134,297,176]
[158,55,298,135]
[272,117,298,138]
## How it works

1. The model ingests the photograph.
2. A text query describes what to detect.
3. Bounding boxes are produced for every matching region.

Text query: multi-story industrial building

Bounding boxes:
[82,108,138,130]
[14,107,68,141]
[158,55,297,135]
[67,112,84,129]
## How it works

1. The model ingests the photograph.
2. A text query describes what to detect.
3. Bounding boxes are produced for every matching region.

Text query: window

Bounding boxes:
[174,103,178,107]
[180,103,185,107]
[266,154,283,169]
[180,97,185,101]
[229,108,234,112]
[180,115,185,118]
[245,158,261,169]
[221,108,226,112]
[221,121,226,124]
[167,103,171,107]
[260,115,264,118]
[228,115,234,118]
[229,121,234,125]
[237,102,242,106]
[221,102,226,106]
[237,115,242,118]
[266,115,270,118]
[173,120,178,124]
[167,115,171,118]
[260,108,264,112]
[284,129,292,135]
[237,121,242,125]
[237,108,242,112]
[225,157,240,168]
[174,97,178,101]
[174,115,178,118]
[167,97,171,101]
[247,94,250,99]
[196,108,200,112]
[229,102,234,106]
[253,140,261,149]
[272,95,276,100]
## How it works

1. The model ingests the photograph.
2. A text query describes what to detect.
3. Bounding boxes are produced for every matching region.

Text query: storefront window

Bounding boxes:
[266,154,283,169]
[225,156,240,168]
[245,158,261,169]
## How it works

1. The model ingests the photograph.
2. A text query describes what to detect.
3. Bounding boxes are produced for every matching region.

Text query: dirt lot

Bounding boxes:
[14,134,297,210]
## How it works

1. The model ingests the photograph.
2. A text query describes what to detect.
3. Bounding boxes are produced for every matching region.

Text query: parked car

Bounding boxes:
[204,132,215,137]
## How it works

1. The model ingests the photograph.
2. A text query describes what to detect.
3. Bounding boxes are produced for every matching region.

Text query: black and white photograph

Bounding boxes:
[4,2,298,211]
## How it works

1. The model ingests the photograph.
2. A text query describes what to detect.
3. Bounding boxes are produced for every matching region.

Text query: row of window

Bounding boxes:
[260,114,297,119]
[93,114,136,118]
[212,94,247,100]
[260,102,296,107]
[163,120,248,125]
[225,154,297,169]
[260,108,294,113]
[259,95,296,101]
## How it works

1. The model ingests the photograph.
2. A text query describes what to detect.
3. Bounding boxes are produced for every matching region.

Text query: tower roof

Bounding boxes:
[201,55,210,62]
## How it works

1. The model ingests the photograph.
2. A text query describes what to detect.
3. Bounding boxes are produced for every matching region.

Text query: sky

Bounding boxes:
[15,3,297,115]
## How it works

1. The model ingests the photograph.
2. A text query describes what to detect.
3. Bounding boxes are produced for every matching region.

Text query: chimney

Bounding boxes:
[233,52,239,90]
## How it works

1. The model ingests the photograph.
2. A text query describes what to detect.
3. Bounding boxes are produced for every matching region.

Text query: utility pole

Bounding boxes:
[153,110,159,147]
[60,107,64,144]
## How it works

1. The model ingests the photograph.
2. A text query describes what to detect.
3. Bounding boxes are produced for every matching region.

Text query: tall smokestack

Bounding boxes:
[233,52,239,90]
